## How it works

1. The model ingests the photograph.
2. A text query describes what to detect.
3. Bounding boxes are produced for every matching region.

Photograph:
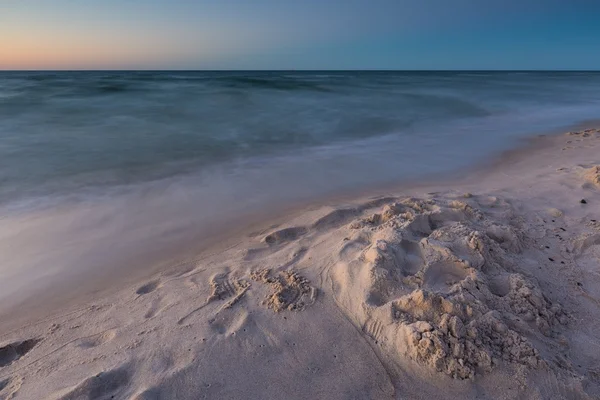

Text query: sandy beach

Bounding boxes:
[2,126,600,399]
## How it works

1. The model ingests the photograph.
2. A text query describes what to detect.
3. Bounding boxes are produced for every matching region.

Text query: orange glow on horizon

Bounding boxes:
[1,34,191,70]
[0,21,255,70]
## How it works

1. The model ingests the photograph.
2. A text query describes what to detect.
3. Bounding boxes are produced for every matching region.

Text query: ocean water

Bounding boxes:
[1,71,600,308]
[2,71,600,210]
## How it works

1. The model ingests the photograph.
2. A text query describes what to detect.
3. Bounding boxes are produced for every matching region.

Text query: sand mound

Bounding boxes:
[332,196,568,379]
[584,166,600,187]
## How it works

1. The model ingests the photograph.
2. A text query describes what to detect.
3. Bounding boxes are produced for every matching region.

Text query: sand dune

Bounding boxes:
[2,128,600,399]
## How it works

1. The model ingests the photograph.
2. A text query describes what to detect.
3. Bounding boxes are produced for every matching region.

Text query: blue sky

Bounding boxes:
[1,0,599,69]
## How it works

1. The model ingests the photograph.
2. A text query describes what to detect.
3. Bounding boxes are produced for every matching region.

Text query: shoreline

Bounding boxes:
[2,123,600,399]
[1,120,598,329]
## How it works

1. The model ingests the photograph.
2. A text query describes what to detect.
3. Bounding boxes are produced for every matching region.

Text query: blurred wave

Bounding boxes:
[1,71,600,209]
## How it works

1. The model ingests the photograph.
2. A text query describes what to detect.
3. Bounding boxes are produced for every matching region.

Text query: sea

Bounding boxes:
[1,71,600,308]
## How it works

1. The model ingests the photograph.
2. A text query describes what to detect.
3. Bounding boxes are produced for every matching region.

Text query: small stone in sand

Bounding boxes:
[581,199,587,204]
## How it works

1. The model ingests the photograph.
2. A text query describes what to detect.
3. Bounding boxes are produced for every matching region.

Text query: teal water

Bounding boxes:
[2,71,600,211]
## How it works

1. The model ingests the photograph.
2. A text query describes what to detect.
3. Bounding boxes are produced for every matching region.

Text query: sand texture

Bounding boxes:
[2,128,600,399]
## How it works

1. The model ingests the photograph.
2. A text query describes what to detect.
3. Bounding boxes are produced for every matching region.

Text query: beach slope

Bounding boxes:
[2,128,600,399]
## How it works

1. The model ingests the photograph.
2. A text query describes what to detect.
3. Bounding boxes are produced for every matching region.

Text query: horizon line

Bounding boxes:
[1,69,599,73]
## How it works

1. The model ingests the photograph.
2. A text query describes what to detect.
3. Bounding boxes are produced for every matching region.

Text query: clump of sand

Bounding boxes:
[333,196,567,379]
[584,166,600,187]
[251,269,317,312]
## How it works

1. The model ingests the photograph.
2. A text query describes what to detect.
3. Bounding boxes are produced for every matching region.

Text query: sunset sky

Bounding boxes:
[1,0,599,70]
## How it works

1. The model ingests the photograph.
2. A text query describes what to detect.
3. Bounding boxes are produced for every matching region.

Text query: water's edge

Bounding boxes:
[0,119,595,330]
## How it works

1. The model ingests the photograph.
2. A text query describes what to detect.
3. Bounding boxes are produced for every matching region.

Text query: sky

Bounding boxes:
[1,0,599,70]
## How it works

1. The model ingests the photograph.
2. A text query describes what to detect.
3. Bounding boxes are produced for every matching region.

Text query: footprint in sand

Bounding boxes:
[144,297,168,319]
[251,269,317,312]
[206,272,250,306]
[54,364,130,400]
[421,260,470,294]
[208,309,249,335]
[136,280,160,295]
[338,234,370,262]
[177,272,249,325]
[277,246,309,271]
[0,376,23,399]
[488,274,511,297]
[0,338,40,367]
[130,387,162,400]
[76,329,117,349]
[242,246,273,261]
[312,208,360,231]
[263,226,307,245]
[363,319,386,344]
